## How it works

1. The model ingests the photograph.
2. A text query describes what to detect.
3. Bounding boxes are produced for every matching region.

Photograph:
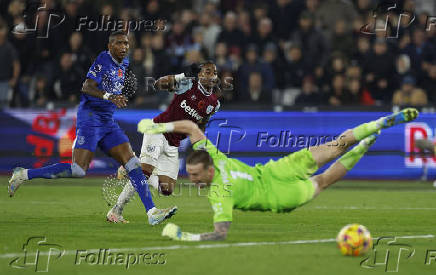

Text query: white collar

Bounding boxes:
[198,81,212,96]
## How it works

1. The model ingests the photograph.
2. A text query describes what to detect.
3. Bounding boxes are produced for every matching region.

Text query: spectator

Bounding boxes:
[64,32,93,74]
[282,44,306,88]
[242,72,272,104]
[167,20,192,70]
[422,63,436,103]
[295,75,321,105]
[331,20,354,58]
[269,0,304,41]
[262,43,285,89]
[404,28,436,83]
[355,0,373,16]
[252,17,276,54]
[363,39,395,104]
[190,27,209,60]
[352,36,371,67]
[0,20,19,107]
[328,74,352,106]
[151,33,172,78]
[392,76,427,106]
[393,54,413,90]
[129,48,147,105]
[315,0,358,40]
[52,52,83,103]
[237,44,274,99]
[214,42,235,72]
[199,12,221,58]
[216,12,245,54]
[32,75,49,108]
[291,11,329,72]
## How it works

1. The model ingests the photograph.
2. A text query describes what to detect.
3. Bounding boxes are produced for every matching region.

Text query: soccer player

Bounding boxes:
[415,139,436,155]
[136,108,418,240]
[8,31,176,225]
[106,62,221,223]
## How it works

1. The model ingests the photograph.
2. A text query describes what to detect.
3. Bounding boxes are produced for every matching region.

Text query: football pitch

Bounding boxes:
[1,176,436,275]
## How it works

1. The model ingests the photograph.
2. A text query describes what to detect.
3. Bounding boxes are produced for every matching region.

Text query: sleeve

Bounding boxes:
[86,54,106,85]
[208,182,233,223]
[192,139,228,162]
[174,78,193,95]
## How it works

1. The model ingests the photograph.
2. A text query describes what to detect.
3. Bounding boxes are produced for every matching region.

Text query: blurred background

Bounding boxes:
[0,0,435,179]
[0,0,434,110]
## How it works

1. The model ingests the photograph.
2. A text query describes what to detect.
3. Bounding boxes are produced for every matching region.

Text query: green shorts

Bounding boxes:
[262,149,318,212]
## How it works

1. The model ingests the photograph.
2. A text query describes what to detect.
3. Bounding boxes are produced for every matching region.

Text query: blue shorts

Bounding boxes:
[73,122,129,153]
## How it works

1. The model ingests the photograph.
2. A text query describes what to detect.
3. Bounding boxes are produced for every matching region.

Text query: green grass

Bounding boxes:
[1,177,436,275]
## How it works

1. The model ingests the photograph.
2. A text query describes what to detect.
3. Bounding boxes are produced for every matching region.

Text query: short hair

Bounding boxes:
[109,30,127,43]
[200,60,216,69]
[186,150,213,168]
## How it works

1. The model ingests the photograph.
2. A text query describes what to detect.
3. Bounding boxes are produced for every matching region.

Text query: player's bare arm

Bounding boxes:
[81,78,127,108]
[161,221,231,241]
[199,222,231,241]
[138,119,206,144]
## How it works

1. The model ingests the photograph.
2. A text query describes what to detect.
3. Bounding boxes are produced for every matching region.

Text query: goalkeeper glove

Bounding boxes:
[162,223,200,241]
[137,119,174,134]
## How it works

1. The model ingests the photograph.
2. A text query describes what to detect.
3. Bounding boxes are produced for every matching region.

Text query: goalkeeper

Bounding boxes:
[137,108,418,241]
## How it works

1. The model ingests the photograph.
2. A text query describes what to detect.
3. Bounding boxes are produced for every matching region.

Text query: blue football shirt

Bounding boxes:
[77,51,129,126]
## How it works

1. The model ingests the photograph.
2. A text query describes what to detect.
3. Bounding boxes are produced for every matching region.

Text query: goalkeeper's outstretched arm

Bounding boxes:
[138,119,206,145]
[162,221,231,241]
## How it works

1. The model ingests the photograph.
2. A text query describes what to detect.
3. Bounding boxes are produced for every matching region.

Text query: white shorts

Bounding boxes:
[139,133,179,180]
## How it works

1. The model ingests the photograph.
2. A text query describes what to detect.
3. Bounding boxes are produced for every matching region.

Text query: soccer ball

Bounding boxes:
[336,224,372,256]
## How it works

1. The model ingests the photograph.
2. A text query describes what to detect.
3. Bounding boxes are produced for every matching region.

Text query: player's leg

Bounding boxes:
[8,129,96,197]
[310,134,378,197]
[155,141,179,196]
[108,163,156,223]
[108,133,163,221]
[100,126,177,225]
[309,108,418,168]
[415,139,435,154]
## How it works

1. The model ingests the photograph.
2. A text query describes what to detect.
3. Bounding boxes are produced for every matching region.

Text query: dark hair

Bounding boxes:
[199,60,215,69]
[109,30,127,43]
[186,150,213,168]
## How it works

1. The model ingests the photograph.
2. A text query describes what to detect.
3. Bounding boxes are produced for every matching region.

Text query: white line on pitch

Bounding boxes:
[0,234,434,259]
[312,206,436,210]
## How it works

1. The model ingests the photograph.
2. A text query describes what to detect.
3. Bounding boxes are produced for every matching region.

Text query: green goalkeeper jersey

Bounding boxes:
[192,139,317,223]
[193,139,271,223]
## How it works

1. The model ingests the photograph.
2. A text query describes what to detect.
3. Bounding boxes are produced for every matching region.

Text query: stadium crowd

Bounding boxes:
[0,0,435,109]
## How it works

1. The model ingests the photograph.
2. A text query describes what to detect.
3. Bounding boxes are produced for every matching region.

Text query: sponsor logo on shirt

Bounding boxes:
[77,135,85,145]
[180,99,203,121]
[146,145,155,153]
[230,170,253,181]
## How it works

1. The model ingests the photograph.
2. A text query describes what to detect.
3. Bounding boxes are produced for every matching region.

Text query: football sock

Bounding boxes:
[27,163,73,179]
[352,119,382,141]
[339,139,371,171]
[115,182,136,212]
[124,157,155,211]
